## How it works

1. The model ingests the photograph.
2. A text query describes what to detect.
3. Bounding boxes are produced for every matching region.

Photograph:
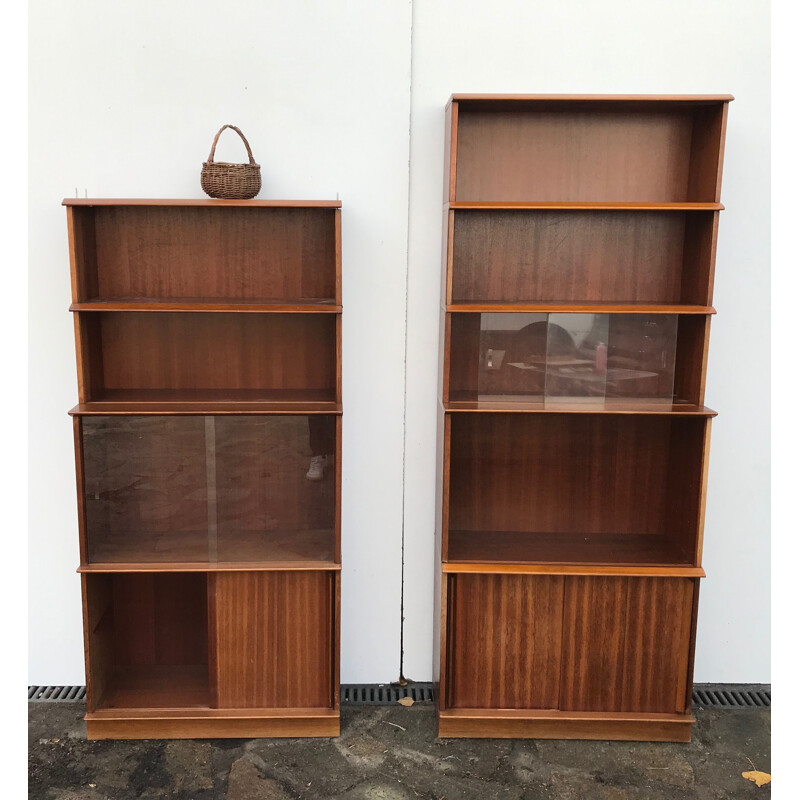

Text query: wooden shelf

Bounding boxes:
[444,398,716,415]
[449,201,724,211]
[72,299,341,313]
[442,563,704,577]
[70,390,341,415]
[97,665,210,711]
[80,561,341,573]
[81,529,337,570]
[446,530,694,568]
[64,198,342,208]
[447,303,714,314]
[451,93,734,103]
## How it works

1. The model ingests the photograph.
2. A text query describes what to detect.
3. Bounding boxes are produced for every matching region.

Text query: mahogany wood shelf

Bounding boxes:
[448,201,724,210]
[67,199,342,739]
[435,94,730,741]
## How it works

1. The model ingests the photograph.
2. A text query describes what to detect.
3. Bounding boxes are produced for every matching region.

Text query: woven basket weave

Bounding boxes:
[201,124,261,199]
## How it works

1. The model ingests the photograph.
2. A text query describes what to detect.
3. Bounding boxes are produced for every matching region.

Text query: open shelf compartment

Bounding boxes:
[449,208,718,306]
[76,312,339,405]
[444,413,709,568]
[83,570,338,716]
[67,203,340,305]
[78,415,339,568]
[451,97,729,204]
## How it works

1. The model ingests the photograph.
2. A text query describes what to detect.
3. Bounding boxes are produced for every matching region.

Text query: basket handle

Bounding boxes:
[207,124,257,165]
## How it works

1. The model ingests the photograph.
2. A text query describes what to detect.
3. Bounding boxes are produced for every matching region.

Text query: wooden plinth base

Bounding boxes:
[438,709,693,741]
[85,707,340,740]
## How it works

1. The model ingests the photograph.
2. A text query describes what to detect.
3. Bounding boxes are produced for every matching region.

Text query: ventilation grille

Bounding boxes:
[341,683,435,705]
[28,686,86,702]
[28,683,769,708]
[692,684,770,708]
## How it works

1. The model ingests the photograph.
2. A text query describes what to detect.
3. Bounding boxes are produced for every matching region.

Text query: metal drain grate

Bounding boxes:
[28,683,769,708]
[692,684,770,709]
[341,683,435,705]
[28,686,86,702]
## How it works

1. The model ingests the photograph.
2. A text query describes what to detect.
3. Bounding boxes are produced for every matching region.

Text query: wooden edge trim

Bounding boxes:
[63,199,342,208]
[449,93,733,103]
[445,305,716,315]
[78,563,343,573]
[69,303,343,313]
[86,714,340,740]
[449,101,459,204]
[68,404,344,416]
[441,563,706,578]
[438,710,693,741]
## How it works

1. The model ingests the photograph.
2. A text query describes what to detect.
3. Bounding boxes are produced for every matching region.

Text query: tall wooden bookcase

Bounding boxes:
[435,95,731,741]
[66,198,342,739]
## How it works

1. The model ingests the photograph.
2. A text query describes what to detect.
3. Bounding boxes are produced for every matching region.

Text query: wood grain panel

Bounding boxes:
[211,571,334,709]
[447,573,563,709]
[451,211,715,304]
[92,312,336,396]
[560,576,628,711]
[621,578,695,713]
[560,576,695,713]
[78,206,337,302]
[455,109,696,202]
[110,573,208,667]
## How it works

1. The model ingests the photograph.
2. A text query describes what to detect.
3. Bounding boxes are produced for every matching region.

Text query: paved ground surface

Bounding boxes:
[29,702,770,799]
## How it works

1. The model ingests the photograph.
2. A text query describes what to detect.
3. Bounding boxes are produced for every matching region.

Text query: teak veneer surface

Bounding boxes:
[77,313,337,399]
[453,103,727,203]
[449,209,718,305]
[446,573,695,714]
[210,571,335,709]
[68,204,339,303]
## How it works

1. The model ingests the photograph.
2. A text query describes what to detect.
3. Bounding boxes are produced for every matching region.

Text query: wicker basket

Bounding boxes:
[201,124,262,199]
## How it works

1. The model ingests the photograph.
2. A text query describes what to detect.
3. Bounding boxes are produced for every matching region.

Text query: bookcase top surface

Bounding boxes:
[450,93,734,104]
[62,198,341,208]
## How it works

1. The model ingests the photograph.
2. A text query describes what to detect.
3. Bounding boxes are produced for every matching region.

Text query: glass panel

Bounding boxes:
[545,314,609,401]
[82,416,337,564]
[449,313,678,406]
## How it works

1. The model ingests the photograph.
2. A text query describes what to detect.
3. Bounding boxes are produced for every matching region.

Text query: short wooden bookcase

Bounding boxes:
[435,95,731,741]
[66,198,342,739]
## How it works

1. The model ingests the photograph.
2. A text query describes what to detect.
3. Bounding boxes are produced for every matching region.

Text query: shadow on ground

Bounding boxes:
[28,703,770,799]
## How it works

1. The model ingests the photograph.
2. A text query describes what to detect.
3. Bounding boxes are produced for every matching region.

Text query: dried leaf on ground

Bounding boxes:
[742,770,771,787]
[397,697,414,706]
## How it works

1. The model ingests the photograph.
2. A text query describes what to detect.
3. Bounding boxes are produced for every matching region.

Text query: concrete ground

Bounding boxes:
[29,703,770,800]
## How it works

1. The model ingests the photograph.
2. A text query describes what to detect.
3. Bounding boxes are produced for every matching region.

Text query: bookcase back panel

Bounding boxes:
[454,104,724,202]
[451,210,716,305]
[82,312,337,397]
[81,415,337,565]
[74,206,337,302]
[448,414,704,542]
[211,571,335,709]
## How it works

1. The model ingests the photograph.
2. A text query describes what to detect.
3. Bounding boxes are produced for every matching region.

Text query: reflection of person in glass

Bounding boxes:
[306,416,336,481]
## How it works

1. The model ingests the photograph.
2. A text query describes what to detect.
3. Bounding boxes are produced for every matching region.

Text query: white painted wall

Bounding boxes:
[29,0,769,684]
[28,0,413,684]
[402,0,770,682]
